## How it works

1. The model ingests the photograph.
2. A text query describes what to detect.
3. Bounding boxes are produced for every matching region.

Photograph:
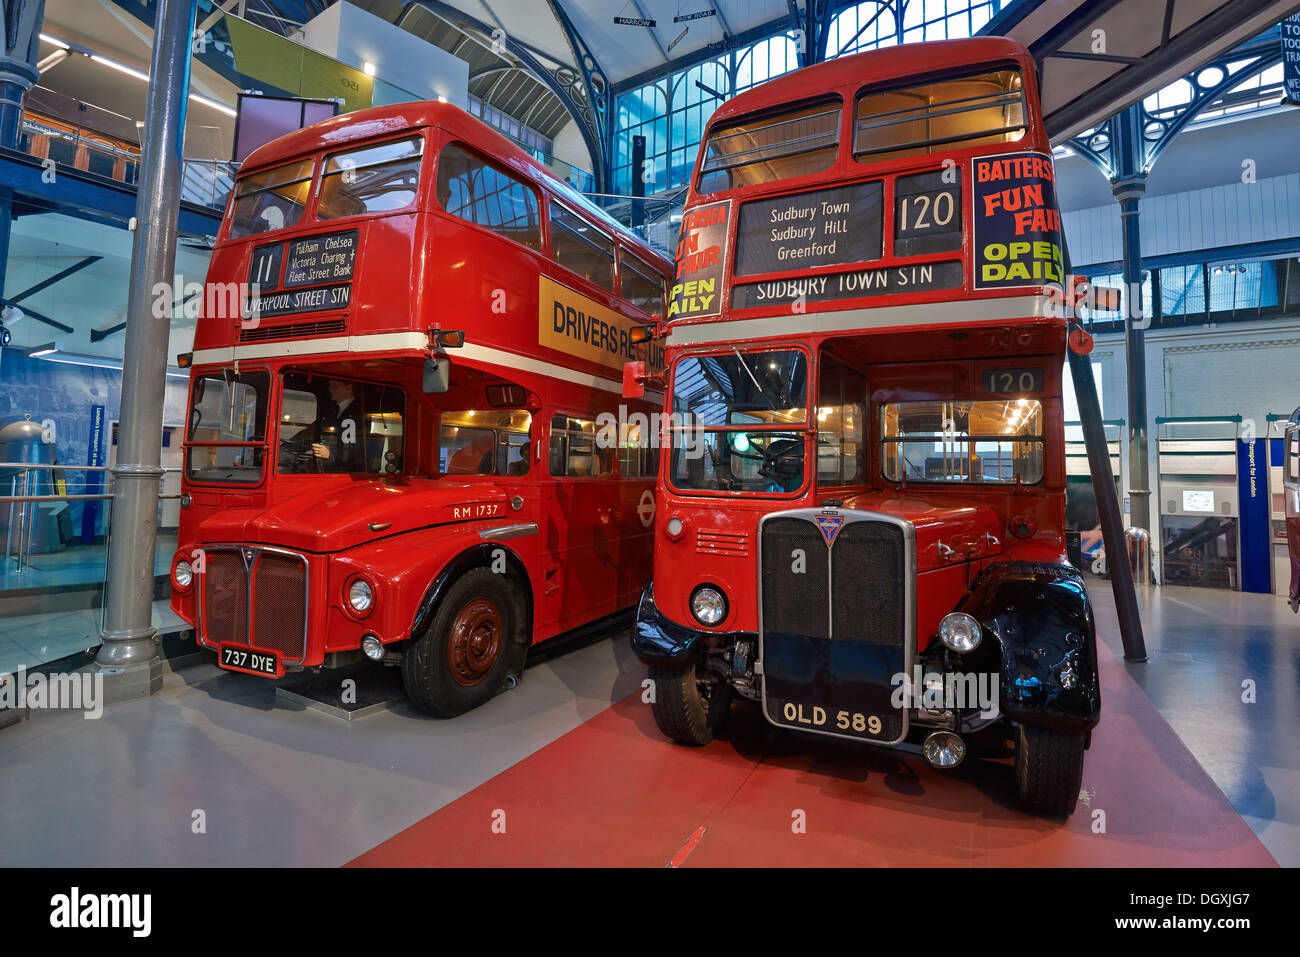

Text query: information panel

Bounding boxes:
[244,229,359,320]
[971,151,1064,289]
[733,181,883,277]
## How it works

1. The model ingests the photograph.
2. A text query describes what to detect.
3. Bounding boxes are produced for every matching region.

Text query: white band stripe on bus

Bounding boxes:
[190,333,630,394]
[665,295,1056,346]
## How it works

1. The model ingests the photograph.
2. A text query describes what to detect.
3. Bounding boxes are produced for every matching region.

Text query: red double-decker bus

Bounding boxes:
[628,37,1100,814]
[171,101,670,717]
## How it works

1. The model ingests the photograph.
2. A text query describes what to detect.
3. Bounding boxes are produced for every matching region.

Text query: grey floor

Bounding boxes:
[0,629,646,867]
[1090,579,1300,867]
[0,581,1295,867]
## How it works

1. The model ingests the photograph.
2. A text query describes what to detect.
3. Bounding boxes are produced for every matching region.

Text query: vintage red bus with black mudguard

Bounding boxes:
[170,101,670,718]
[629,37,1100,815]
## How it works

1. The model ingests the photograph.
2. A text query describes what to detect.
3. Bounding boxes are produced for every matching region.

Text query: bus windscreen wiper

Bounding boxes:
[733,347,777,410]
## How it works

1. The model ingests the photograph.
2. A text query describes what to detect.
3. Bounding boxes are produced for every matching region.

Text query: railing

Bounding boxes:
[181,158,238,210]
[17,91,238,212]
[0,463,182,576]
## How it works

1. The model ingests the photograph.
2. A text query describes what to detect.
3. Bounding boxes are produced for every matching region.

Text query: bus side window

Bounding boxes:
[618,248,666,316]
[550,203,616,293]
[550,413,614,477]
[1290,433,1300,484]
[436,142,542,250]
[816,357,866,486]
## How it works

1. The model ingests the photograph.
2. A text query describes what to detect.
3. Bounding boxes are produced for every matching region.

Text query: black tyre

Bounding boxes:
[648,657,731,746]
[403,568,522,718]
[1015,724,1086,816]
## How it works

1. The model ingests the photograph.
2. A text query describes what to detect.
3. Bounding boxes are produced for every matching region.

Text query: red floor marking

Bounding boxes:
[668,826,708,868]
[349,639,1276,867]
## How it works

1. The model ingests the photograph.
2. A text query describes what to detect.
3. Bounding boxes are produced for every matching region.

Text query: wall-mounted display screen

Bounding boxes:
[1183,489,1216,513]
[234,93,340,163]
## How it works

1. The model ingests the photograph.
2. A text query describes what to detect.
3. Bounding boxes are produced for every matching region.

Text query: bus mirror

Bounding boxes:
[424,357,450,393]
[623,361,646,399]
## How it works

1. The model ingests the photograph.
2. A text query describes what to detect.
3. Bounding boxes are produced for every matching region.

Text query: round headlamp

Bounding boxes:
[939,612,982,652]
[347,578,375,616]
[690,584,728,627]
[173,559,193,589]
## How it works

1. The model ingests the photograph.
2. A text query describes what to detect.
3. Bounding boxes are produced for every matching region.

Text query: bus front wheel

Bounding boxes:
[403,568,521,718]
[1014,724,1086,816]
[648,657,730,746]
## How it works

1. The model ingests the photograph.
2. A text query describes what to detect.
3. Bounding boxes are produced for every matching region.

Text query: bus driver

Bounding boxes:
[311,378,364,472]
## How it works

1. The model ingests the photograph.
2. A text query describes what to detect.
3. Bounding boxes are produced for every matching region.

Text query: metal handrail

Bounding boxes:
[2,495,182,502]
[0,463,184,471]
[3,463,182,572]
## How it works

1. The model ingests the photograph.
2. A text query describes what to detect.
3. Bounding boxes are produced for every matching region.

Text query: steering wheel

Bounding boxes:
[758,438,804,486]
[279,437,319,473]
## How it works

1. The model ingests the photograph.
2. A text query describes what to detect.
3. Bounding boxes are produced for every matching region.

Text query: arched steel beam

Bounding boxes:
[400,1,609,192]
[1065,35,1285,180]
[544,0,613,195]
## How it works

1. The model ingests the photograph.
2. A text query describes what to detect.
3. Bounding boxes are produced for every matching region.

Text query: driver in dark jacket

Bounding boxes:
[312,379,365,472]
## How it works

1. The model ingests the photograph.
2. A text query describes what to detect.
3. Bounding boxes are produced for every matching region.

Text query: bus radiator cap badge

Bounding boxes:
[814,513,844,547]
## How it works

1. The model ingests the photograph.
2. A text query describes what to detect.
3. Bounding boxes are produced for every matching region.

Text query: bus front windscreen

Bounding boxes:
[185,370,270,484]
[669,349,809,494]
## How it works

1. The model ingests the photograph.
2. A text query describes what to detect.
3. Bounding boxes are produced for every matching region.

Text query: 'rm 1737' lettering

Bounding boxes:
[453,503,502,519]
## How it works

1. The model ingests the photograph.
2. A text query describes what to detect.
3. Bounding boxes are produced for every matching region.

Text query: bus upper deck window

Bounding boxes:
[228,159,314,238]
[854,68,1026,163]
[318,136,424,220]
[551,204,616,293]
[435,142,542,250]
[619,249,666,315]
[697,99,841,194]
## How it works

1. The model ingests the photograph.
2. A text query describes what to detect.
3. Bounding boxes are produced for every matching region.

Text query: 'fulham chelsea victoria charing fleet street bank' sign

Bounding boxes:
[245,229,359,320]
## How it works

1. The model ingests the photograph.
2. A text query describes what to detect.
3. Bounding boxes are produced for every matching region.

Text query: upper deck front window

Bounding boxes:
[228,159,314,239]
[854,67,1026,164]
[697,99,841,194]
[318,135,424,219]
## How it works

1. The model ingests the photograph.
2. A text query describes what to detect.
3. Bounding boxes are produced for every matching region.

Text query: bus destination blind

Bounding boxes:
[244,229,359,320]
[733,181,883,277]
